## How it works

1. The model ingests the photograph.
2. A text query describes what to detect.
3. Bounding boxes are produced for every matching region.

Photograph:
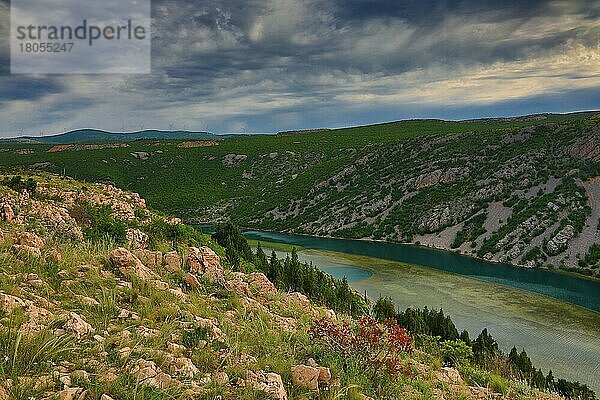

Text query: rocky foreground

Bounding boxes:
[0,173,566,399]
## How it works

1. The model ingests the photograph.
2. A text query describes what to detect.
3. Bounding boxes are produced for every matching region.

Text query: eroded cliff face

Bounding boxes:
[239,122,600,275]
[0,174,566,400]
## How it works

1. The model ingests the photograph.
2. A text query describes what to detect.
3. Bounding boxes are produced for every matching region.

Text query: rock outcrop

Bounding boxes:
[109,247,159,281]
[63,312,94,337]
[291,359,332,391]
[186,246,224,283]
[131,359,174,389]
[1,203,15,222]
[246,371,287,400]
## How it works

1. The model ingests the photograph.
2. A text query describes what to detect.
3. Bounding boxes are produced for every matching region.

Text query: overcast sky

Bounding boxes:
[0,0,598,136]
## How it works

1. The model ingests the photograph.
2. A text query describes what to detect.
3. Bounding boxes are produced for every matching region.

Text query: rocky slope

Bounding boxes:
[239,119,600,276]
[0,114,598,276]
[0,173,566,399]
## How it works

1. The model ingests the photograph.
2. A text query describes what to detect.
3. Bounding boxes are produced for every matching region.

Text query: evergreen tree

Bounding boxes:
[255,243,269,271]
[459,330,471,345]
[472,328,499,366]
[212,222,254,262]
[546,370,555,391]
[533,369,546,390]
[373,296,396,322]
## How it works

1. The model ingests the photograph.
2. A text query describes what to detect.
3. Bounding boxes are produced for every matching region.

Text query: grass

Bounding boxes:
[258,245,600,393]
[0,115,598,279]
[0,316,76,379]
[0,173,595,399]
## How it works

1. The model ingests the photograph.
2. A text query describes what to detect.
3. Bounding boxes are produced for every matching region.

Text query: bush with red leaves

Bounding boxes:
[309,317,413,377]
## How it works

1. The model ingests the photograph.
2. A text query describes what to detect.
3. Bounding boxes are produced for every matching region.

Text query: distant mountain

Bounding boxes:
[4,129,226,144]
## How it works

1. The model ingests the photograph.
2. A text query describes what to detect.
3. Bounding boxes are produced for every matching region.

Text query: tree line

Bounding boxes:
[373,297,596,400]
[212,222,595,400]
[212,222,368,316]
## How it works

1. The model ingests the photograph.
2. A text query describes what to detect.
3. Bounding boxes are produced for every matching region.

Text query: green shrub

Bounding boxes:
[73,203,127,244]
[1,176,37,194]
[441,339,473,367]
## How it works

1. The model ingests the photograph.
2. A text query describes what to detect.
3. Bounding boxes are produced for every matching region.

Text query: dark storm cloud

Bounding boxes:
[0,0,597,135]
[145,0,598,88]
[0,77,64,101]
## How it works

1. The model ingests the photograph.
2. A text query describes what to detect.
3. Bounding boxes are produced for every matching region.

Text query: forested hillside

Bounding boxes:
[0,112,598,275]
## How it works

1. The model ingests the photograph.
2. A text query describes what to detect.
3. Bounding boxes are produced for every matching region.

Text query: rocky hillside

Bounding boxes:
[254,121,600,275]
[0,114,598,276]
[0,173,569,399]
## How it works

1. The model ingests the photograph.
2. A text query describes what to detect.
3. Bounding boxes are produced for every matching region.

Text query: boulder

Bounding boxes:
[134,250,163,270]
[0,293,27,312]
[153,280,170,290]
[291,365,320,391]
[184,273,202,288]
[126,228,149,250]
[12,244,41,258]
[47,249,62,264]
[100,395,115,400]
[248,273,277,295]
[16,231,45,248]
[24,273,45,287]
[286,292,311,308]
[224,277,250,296]
[167,342,186,356]
[109,248,158,281]
[72,370,90,383]
[77,295,100,306]
[318,367,332,384]
[131,359,173,389]
[212,371,229,385]
[436,367,463,385]
[163,251,182,272]
[196,317,225,341]
[170,357,199,379]
[63,312,94,337]
[0,385,8,400]
[247,371,287,400]
[0,203,14,222]
[186,247,224,283]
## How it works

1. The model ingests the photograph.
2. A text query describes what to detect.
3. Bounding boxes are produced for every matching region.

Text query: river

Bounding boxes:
[244,230,600,392]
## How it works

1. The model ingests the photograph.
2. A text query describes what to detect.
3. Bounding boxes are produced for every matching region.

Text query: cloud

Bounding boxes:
[0,0,598,136]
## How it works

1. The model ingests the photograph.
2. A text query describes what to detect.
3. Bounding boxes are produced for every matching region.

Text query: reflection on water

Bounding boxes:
[321,266,372,282]
[265,247,372,283]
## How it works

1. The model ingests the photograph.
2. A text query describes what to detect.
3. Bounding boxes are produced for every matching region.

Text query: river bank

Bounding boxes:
[243,230,600,312]
[252,240,600,393]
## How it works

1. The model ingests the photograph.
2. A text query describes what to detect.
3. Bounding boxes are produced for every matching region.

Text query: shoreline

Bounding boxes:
[226,225,600,283]
[254,239,600,317]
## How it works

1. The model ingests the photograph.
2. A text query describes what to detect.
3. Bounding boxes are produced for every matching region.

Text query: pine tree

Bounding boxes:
[459,330,471,344]
[373,296,396,322]
[472,328,499,366]
[546,370,555,391]
[255,242,269,272]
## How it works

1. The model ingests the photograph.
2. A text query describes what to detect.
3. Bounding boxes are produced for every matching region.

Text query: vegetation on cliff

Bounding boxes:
[0,113,598,276]
[0,173,591,399]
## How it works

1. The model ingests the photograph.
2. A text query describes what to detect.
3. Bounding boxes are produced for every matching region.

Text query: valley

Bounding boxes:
[1,113,599,277]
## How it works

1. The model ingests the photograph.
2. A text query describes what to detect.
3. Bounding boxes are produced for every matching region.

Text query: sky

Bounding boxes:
[0,0,598,136]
